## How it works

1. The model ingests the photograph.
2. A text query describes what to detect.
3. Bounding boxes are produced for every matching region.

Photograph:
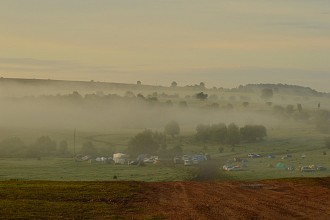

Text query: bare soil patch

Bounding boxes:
[0,178,329,219]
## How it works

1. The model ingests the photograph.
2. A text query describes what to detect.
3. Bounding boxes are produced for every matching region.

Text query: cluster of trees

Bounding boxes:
[0,136,70,158]
[127,121,182,157]
[233,83,325,97]
[261,88,274,100]
[195,123,267,145]
[194,92,208,100]
[127,130,167,156]
[272,104,310,121]
[22,91,189,109]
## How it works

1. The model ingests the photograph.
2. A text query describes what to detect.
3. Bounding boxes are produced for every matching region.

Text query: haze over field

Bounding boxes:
[1,2,330,219]
[0,0,330,91]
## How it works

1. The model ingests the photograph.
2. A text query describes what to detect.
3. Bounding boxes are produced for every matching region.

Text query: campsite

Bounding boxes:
[0,79,329,182]
[1,1,330,218]
[0,78,330,219]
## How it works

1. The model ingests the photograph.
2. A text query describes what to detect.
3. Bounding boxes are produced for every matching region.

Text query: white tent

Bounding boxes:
[113,153,128,165]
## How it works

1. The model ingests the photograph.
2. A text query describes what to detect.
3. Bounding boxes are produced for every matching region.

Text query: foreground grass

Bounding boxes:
[0,181,145,219]
[0,177,329,219]
[0,158,192,182]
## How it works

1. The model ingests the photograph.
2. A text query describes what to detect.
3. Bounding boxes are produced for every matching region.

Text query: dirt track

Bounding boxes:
[137,178,330,220]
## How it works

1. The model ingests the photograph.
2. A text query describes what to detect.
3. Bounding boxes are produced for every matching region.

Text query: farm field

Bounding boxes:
[0,158,192,182]
[0,177,329,219]
[2,1,330,218]
[0,122,329,182]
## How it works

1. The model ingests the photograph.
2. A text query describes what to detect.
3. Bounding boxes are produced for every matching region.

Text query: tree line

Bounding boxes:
[195,123,267,145]
[126,122,267,157]
[0,136,70,158]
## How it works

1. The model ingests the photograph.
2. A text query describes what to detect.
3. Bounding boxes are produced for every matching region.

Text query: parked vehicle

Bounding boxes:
[227,166,242,171]
[173,156,182,164]
[248,153,261,158]
[192,158,199,165]
[300,166,315,172]
[184,159,192,166]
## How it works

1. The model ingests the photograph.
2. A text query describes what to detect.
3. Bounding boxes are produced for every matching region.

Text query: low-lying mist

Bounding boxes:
[0,94,283,134]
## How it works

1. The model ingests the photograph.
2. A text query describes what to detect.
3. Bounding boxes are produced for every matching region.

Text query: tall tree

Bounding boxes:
[227,123,240,146]
[171,81,178,87]
[128,130,165,156]
[261,88,273,100]
[164,121,180,138]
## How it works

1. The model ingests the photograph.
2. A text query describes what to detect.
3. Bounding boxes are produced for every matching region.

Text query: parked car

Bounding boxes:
[300,166,315,172]
[282,154,292,160]
[316,165,327,171]
[227,166,242,171]
[184,159,192,166]
[248,153,261,158]
[192,158,199,165]
[173,156,182,164]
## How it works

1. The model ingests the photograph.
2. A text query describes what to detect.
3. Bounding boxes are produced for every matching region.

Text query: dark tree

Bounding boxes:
[128,130,164,156]
[137,81,142,85]
[286,105,294,114]
[261,88,273,99]
[34,136,57,155]
[164,121,180,138]
[80,142,98,157]
[226,123,240,146]
[195,92,208,100]
[137,93,145,99]
[58,140,69,155]
[210,123,227,144]
[65,91,83,103]
[297,104,302,112]
[240,125,267,142]
[172,145,183,155]
[195,124,211,142]
[171,81,178,87]
[165,100,173,107]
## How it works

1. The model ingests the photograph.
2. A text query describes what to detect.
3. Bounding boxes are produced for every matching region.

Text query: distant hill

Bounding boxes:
[0,77,329,97]
[232,83,329,97]
[0,77,163,91]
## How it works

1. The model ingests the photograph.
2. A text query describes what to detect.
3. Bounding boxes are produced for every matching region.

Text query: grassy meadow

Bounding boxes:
[0,122,329,182]
[0,80,329,182]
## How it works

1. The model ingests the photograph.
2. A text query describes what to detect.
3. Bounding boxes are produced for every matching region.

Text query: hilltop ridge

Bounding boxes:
[0,77,329,97]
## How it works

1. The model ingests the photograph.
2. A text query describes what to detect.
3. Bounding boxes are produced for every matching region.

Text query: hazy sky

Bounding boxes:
[0,0,329,91]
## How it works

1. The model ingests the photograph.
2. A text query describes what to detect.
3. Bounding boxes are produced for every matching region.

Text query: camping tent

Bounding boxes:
[276,162,286,169]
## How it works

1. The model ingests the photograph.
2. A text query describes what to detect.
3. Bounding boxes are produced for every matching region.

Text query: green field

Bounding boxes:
[0,81,329,182]
[0,181,145,219]
[0,122,329,182]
